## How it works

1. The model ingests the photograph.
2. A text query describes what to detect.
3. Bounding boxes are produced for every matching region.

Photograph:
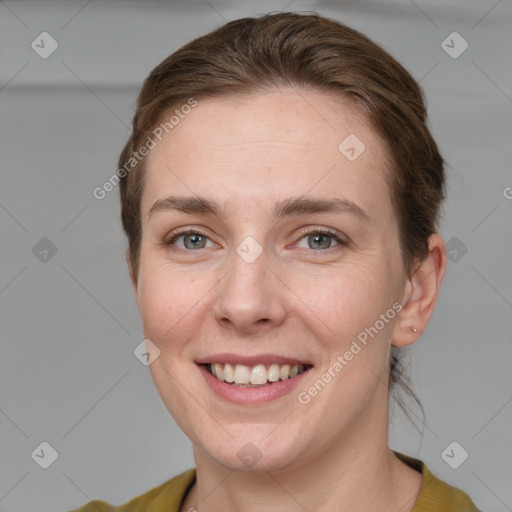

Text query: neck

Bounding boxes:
[182,394,422,512]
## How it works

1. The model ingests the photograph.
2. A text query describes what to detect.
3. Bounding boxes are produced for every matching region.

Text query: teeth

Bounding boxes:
[250,364,268,385]
[207,362,309,385]
[267,364,280,382]
[233,364,250,384]
[224,363,234,383]
[214,363,224,380]
[280,364,290,380]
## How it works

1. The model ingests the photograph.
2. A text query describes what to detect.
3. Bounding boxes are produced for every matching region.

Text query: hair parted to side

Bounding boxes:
[118,11,445,420]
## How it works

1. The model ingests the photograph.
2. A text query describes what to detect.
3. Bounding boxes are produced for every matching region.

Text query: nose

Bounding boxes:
[212,247,287,335]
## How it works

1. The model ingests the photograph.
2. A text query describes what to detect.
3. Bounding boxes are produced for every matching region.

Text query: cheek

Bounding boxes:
[292,261,395,344]
[296,267,397,409]
[137,260,208,348]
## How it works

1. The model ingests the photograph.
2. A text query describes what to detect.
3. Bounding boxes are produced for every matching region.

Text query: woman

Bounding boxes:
[73,12,480,512]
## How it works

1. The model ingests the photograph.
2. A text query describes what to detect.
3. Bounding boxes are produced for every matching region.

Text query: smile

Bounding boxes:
[206,363,311,387]
[197,355,313,404]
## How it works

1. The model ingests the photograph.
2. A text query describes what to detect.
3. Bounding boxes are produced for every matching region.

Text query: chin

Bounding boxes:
[195,427,307,473]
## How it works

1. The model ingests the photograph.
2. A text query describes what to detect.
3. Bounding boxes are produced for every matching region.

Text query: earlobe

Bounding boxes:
[392,234,447,347]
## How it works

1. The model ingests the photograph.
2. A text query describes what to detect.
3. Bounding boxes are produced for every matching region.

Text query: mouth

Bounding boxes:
[204,362,312,387]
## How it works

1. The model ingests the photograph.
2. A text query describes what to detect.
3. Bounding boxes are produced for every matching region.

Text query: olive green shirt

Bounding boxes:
[70,456,480,512]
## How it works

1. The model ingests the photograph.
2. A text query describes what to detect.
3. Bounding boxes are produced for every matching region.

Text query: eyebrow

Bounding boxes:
[148,195,370,223]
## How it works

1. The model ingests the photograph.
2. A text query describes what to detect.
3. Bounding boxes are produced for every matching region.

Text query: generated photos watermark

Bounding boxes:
[297,301,403,405]
[93,97,198,200]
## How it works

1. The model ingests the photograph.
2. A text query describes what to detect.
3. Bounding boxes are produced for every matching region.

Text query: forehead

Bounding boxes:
[141,88,393,222]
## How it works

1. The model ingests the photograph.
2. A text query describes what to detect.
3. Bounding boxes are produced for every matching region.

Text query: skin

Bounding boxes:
[129,88,447,512]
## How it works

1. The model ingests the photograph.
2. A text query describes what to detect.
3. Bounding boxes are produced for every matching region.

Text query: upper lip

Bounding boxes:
[195,353,313,366]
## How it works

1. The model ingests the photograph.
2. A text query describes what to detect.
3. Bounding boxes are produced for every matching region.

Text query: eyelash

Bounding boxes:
[165,226,348,251]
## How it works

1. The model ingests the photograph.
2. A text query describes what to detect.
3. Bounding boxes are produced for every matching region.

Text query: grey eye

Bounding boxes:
[308,233,333,249]
[182,233,207,249]
[296,232,341,250]
[168,231,215,250]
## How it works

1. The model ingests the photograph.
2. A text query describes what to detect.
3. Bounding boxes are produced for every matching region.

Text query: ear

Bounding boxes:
[392,233,447,347]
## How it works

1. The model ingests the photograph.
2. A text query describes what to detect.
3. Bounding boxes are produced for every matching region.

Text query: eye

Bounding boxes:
[165,227,347,252]
[166,230,216,250]
[295,227,348,251]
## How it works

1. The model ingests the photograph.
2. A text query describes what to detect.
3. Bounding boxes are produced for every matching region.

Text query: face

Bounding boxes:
[133,89,408,472]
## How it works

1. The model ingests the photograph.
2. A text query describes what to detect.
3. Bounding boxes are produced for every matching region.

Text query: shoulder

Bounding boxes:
[69,459,482,512]
[68,469,196,512]
[415,463,481,512]
[394,452,481,512]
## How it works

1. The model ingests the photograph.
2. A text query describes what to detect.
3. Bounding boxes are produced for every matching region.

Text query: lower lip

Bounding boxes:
[198,365,310,405]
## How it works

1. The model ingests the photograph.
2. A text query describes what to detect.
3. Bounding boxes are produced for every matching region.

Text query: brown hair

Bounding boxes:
[118,12,445,418]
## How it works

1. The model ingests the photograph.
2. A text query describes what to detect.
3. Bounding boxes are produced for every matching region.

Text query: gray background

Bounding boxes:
[1,0,511,511]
